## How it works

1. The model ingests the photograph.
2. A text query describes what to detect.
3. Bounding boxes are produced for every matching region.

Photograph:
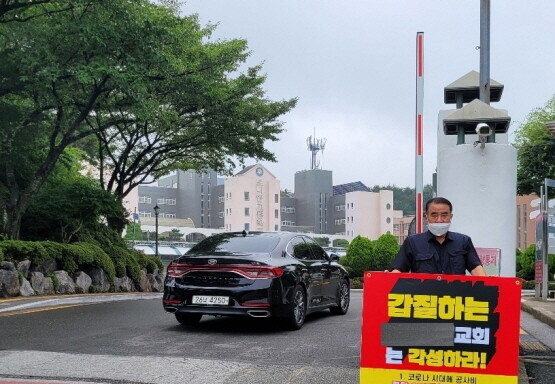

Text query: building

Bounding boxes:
[223,164,281,232]
[393,215,415,245]
[282,169,399,241]
[516,193,539,251]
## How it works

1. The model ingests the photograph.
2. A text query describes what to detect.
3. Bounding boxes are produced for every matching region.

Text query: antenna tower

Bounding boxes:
[306,131,326,170]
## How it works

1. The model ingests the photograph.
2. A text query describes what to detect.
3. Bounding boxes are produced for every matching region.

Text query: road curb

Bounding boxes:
[521,300,555,330]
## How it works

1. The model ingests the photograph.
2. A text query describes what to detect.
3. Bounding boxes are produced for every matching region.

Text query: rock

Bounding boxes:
[85,268,110,292]
[138,269,152,292]
[19,277,35,296]
[147,273,163,292]
[54,270,75,294]
[17,260,31,279]
[42,277,55,295]
[30,271,45,295]
[0,261,16,271]
[0,269,20,297]
[114,276,135,292]
[32,259,58,275]
[74,271,92,293]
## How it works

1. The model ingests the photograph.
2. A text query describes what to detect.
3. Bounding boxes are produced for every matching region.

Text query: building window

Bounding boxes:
[244,223,250,231]
[244,191,250,201]
[166,199,176,205]
[393,224,400,231]
[219,196,224,203]
[275,225,279,231]
[281,207,286,212]
[157,198,165,205]
[335,205,345,211]
[139,211,151,218]
[245,207,250,217]
[281,221,295,226]
[219,212,224,218]
[275,209,279,218]
[139,196,151,204]
[275,194,279,203]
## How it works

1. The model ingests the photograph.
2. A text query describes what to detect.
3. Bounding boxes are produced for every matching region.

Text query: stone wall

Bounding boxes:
[0,259,164,298]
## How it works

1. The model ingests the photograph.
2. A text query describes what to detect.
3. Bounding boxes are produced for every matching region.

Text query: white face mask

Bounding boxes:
[427,222,450,236]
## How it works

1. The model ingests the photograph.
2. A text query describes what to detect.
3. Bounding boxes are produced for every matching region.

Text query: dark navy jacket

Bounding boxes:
[391,231,482,275]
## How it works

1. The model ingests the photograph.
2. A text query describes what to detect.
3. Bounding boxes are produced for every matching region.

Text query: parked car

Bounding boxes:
[163,231,350,330]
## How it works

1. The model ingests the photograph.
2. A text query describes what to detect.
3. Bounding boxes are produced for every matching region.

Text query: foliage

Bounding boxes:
[167,229,183,241]
[369,184,433,215]
[124,223,144,241]
[313,237,330,247]
[516,244,555,282]
[20,148,127,242]
[335,239,349,248]
[370,234,400,271]
[344,235,374,277]
[513,95,555,195]
[0,0,295,238]
[47,273,60,293]
[350,277,363,289]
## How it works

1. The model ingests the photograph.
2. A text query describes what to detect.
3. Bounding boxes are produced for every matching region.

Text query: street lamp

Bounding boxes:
[153,205,160,258]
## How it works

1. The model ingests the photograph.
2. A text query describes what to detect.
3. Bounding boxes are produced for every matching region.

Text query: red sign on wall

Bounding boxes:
[360,272,522,384]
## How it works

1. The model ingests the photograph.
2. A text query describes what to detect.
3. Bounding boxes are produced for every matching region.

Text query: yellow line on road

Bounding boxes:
[0,303,99,317]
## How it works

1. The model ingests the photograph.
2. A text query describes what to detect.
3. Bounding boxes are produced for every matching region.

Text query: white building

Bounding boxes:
[224,164,281,232]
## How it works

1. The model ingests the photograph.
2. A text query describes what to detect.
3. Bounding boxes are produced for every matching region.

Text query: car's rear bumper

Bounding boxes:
[162,277,290,318]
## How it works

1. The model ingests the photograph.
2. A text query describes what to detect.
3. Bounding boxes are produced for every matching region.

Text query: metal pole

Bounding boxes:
[132,208,137,247]
[415,32,424,233]
[155,212,159,258]
[479,0,490,105]
[542,180,549,300]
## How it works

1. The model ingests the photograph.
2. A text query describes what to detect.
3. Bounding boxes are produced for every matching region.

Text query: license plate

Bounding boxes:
[191,295,229,305]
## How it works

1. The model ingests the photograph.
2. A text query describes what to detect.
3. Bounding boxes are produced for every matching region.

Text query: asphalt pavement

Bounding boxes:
[1,291,554,384]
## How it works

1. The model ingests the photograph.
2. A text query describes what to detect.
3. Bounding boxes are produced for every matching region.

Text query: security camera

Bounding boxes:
[475,123,493,137]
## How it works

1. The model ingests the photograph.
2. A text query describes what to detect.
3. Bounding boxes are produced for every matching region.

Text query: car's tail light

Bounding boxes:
[167,263,194,277]
[166,263,283,279]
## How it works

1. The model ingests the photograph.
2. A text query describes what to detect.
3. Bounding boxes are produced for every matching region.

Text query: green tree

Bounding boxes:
[124,222,143,241]
[313,237,330,247]
[370,233,400,271]
[345,235,374,277]
[167,229,183,241]
[513,95,555,195]
[369,184,433,215]
[19,148,126,242]
[516,244,536,281]
[0,0,296,238]
[336,239,349,247]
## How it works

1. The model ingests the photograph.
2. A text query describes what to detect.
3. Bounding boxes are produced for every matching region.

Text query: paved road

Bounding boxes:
[1,292,554,384]
[0,292,362,384]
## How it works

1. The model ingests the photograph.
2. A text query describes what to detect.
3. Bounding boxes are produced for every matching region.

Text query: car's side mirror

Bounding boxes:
[329,253,340,262]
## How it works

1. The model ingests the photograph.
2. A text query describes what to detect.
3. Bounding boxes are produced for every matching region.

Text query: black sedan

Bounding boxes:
[163,231,350,330]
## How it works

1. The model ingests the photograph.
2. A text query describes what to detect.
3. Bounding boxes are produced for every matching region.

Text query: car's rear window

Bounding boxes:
[187,234,280,254]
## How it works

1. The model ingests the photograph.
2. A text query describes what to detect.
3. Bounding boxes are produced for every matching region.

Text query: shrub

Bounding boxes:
[371,233,400,271]
[47,273,60,293]
[0,240,49,265]
[351,277,363,289]
[345,235,374,277]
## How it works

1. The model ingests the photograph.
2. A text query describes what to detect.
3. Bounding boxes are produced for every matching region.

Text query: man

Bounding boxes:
[390,197,486,275]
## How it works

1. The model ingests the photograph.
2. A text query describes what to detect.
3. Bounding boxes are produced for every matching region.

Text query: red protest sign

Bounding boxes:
[360,272,522,384]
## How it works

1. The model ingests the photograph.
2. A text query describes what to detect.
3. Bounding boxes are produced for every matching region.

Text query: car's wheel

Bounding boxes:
[286,285,307,330]
[175,312,202,325]
[330,279,350,315]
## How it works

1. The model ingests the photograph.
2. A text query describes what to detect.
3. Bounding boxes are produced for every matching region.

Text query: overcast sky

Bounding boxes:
[182,1,555,191]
